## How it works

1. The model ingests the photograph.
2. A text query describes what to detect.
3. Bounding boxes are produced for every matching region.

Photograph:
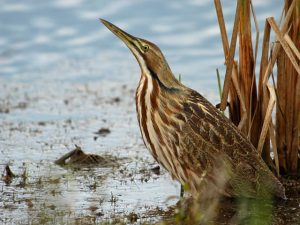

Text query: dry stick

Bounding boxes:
[214,0,247,129]
[257,85,277,155]
[267,17,300,76]
[284,33,300,61]
[220,0,242,111]
[262,0,296,84]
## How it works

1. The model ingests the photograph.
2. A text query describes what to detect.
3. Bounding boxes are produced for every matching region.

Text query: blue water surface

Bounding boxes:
[0,0,282,90]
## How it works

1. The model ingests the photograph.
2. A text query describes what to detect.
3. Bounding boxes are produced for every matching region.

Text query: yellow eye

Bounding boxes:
[142,44,149,52]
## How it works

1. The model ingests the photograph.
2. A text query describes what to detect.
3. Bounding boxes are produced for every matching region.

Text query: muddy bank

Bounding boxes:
[0,81,180,224]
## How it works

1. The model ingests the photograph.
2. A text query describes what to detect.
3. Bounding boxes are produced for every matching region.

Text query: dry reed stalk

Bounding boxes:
[248,0,260,137]
[215,0,299,175]
[257,21,271,99]
[252,19,273,165]
[269,122,280,176]
[257,1,297,173]
[219,0,241,111]
[284,33,300,60]
[276,48,287,172]
[214,0,247,129]
[253,20,270,120]
[262,0,296,84]
[258,11,292,166]
[267,17,300,75]
[285,0,300,173]
[267,0,296,172]
[214,0,229,55]
[257,85,276,155]
[238,0,257,135]
[274,0,299,173]
[232,63,248,130]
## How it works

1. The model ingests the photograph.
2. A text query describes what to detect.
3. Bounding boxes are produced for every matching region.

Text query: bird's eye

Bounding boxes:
[142,45,149,52]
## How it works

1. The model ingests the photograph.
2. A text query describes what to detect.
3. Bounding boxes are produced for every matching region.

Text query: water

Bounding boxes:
[0,0,285,224]
[0,0,282,89]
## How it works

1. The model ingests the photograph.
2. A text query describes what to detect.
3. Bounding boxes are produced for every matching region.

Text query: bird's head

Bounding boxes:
[101,19,181,89]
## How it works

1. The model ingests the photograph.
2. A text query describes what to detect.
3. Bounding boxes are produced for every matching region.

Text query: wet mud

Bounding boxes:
[1,80,300,225]
[0,81,179,225]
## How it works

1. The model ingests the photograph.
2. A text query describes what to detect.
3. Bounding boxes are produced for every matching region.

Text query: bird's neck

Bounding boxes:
[135,65,183,116]
[135,70,184,172]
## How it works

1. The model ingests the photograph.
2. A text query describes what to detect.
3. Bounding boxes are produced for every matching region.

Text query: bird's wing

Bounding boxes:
[176,90,262,195]
[179,90,257,161]
[174,89,285,198]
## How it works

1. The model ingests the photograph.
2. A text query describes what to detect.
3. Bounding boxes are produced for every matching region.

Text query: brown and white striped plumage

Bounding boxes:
[101,19,286,199]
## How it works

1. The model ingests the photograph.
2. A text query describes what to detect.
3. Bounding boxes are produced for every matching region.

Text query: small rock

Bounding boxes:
[112,97,120,103]
[38,121,46,126]
[94,128,111,137]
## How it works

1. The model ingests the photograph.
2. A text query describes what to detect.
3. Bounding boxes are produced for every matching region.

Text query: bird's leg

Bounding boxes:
[180,184,184,198]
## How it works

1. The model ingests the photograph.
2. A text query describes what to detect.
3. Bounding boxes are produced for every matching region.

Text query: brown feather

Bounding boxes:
[101,19,286,199]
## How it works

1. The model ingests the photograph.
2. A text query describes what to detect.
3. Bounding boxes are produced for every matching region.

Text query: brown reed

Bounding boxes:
[214,0,300,175]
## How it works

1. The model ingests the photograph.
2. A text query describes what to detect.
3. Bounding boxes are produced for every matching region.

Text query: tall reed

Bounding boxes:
[215,0,300,175]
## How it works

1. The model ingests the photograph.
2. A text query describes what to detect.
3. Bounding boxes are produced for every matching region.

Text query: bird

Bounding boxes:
[100,19,286,199]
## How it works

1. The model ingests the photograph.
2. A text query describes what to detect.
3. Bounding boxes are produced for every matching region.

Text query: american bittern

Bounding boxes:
[101,19,286,199]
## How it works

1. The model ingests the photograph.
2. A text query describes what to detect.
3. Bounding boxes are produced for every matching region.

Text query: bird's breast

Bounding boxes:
[135,76,188,182]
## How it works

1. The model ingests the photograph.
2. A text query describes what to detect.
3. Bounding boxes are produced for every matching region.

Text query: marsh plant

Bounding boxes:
[215,0,299,176]
[164,0,299,224]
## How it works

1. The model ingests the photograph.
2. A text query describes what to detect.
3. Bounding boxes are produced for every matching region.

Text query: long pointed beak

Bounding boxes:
[100,19,137,50]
